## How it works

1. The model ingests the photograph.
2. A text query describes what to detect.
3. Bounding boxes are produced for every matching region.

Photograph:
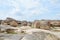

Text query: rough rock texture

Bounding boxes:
[21,21,27,26]
[6,29,15,33]
[21,32,60,40]
[0,29,1,33]
[0,37,4,40]
[0,30,60,40]
[1,17,18,27]
[40,26,50,30]
[10,21,18,27]
[33,20,40,28]
[1,17,60,29]
[33,20,50,30]
[21,34,38,40]
[44,34,59,40]
[0,34,25,40]
[40,21,50,30]
[20,26,31,30]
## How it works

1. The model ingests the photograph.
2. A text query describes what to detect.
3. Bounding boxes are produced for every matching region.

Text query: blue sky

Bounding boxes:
[0,0,60,21]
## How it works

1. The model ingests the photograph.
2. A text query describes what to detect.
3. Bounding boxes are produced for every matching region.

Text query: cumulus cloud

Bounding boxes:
[0,0,60,21]
[48,0,60,4]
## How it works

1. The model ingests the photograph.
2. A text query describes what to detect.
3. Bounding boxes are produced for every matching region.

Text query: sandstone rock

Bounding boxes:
[21,21,27,26]
[21,32,60,40]
[0,20,2,24]
[4,38,12,40]
[10,21,18,27]
[21,34,38,40]
[0,28,1,33]
[3,23,8,25]
[0,37,4,40]
[27,22,32,26]
[6,29,15,33]
[44,33,59,40]
[20,26,32,30]
[24,29,51,34]
[40,21,50,30]
[33,20,50,29]
[1,17,18,26]
[17,21,22,26]
[33,20,40,28]
[1,21,8,25]
[22,21,27,26]
[40,26,50,30]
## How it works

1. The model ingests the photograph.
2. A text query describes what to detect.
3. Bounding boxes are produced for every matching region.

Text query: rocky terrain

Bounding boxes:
[0,17,60,40]
[0,30,60,40]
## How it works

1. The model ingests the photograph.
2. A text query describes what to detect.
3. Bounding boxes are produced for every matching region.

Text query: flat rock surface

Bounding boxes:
[21,31,60,40]
[0,29,60,40]
[0,34,25,40]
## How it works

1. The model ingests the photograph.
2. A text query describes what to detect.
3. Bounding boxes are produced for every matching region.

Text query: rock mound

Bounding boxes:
[21,32,60,40]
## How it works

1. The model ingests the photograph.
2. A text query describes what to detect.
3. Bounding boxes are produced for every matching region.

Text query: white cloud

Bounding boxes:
[48,0,60,5]
[0,0,59,20]
[0,0,49,20]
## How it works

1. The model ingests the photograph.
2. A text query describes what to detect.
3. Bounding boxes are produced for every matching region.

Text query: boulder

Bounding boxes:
[0,37,4,40]
[21,32,60,40]
[40,21,50,30]
[21,21,27,26]
[33,20,40,28]
[1,17,18,26]
[6,29,15,33]
[1,21,8,25]
[10,21,18,27]
[27,22,32,26]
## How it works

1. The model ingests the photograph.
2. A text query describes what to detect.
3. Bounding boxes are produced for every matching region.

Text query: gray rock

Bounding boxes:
[0,34,25,40]
[0,37,4,40]
[21,32,60,40]
[21,34,38,40]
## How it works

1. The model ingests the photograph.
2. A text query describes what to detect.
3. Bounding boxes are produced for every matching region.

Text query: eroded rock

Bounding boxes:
[0,37,4,40]
[21,32,60,40]
[10,21,18,27]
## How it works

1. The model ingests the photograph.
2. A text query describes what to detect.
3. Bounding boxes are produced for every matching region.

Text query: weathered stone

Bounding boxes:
[1,21,7,25]
[17,21,22,26]
[44,33,59,40]
[21,21,27,26]
[1,17,18,26]
[33,20,50,29]
[20,26,31,30]
[4,38,12,40]
[1,17,60,30]
[21,32,60,40]
[0,20,2,24]
[40,21,50,30]
[50,20,60,27]
[0,37,4,40]
[40,26,50,30]
[6,29,15,33]
[0,28,1,33]
[10,21,18,27]
[21,34,38,40]
[27,22,32,26]
[33,20,40,28]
